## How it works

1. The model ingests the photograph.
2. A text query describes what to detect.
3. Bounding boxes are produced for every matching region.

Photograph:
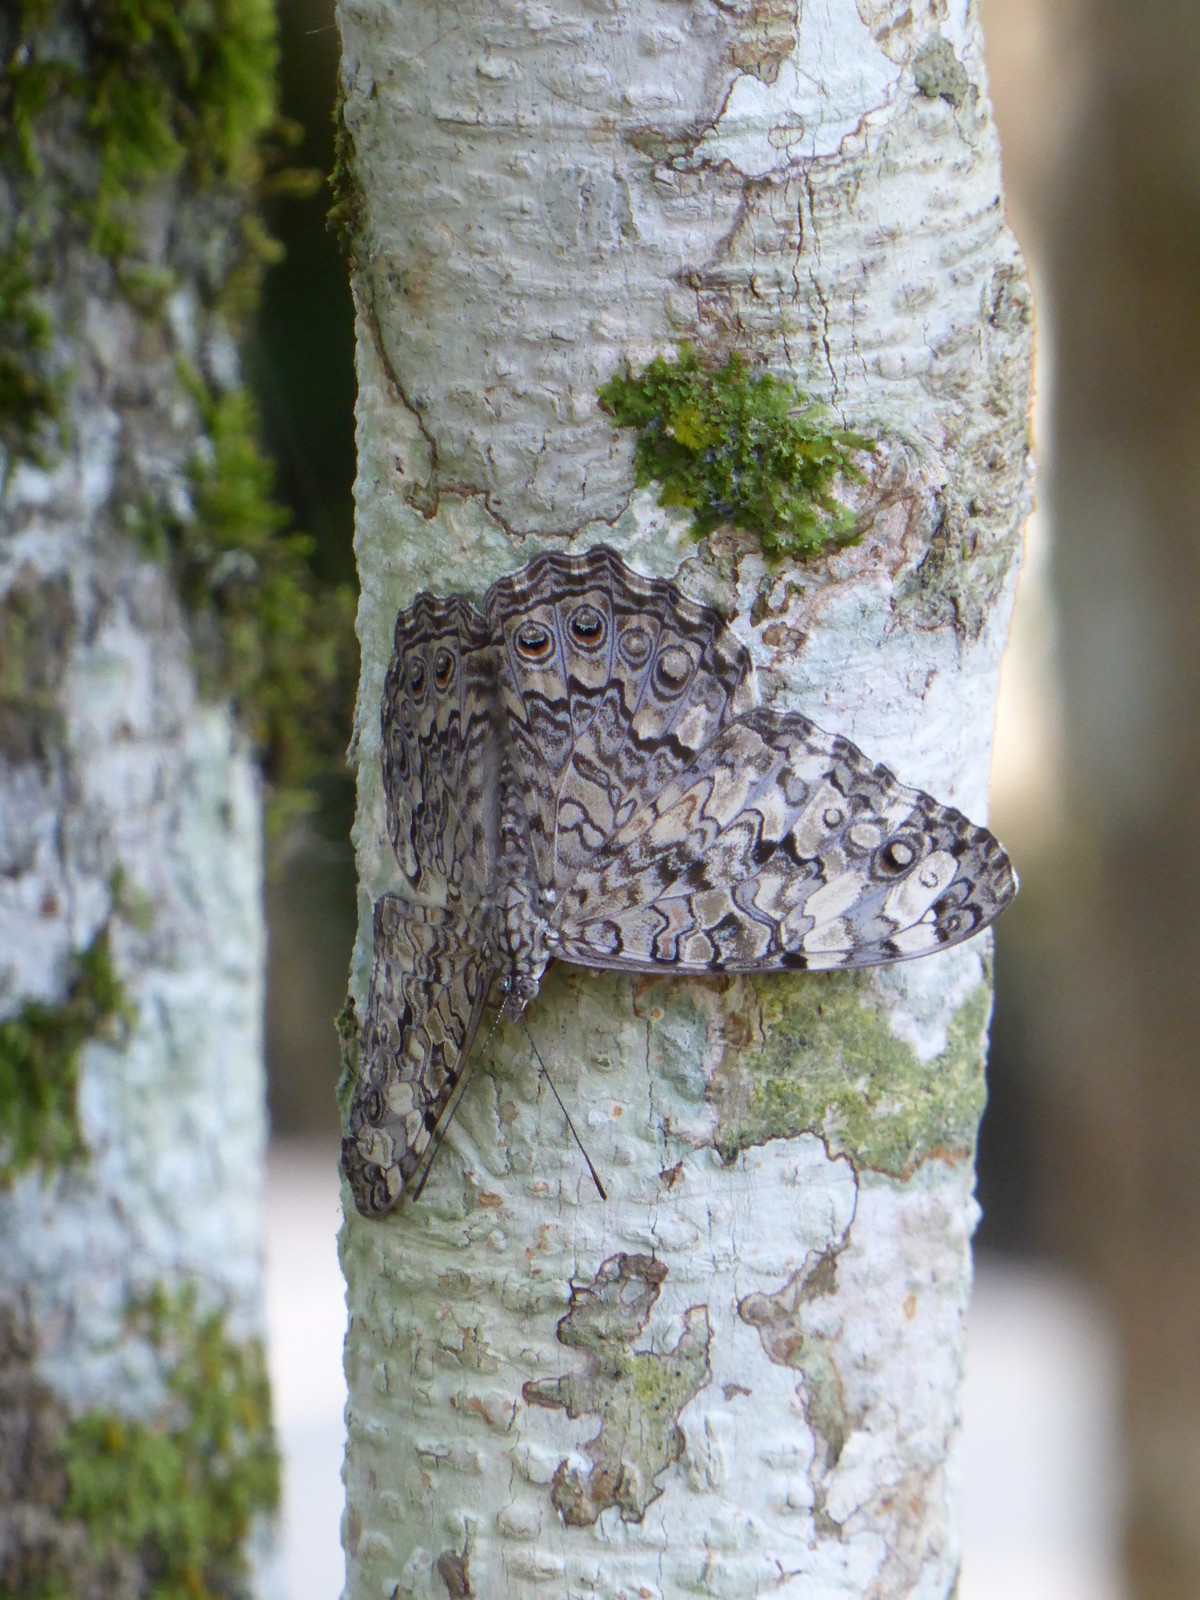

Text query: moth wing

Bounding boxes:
[343,895,497,1216]
[485,545,752,894]
[554,708,1016,973]
[382,591,498,904]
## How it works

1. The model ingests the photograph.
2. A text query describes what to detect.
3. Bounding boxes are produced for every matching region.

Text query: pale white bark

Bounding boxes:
[0,170,279,1600]
[339,2,1031,1595]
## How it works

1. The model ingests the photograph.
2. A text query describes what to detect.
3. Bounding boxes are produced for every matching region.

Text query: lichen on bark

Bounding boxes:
[523,1254,712,1527]
[708,972,992,1176]
[912,35,972,108]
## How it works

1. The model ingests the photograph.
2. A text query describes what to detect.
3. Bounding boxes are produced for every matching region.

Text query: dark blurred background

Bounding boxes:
[255,3,1200,1594]
[253,0,356,1145]
[981,4,1200,1595]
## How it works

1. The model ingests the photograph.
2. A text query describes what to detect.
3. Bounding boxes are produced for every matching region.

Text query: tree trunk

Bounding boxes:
[1024,2,1200,1595]
[0,7,287,1595]
[337,2,1031,1595]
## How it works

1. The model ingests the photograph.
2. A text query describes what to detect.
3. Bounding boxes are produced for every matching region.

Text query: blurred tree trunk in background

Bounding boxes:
[0,3,353,1591]
[1027,3,1200,1595]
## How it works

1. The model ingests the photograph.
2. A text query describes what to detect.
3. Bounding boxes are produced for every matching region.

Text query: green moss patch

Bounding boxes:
[598,346,873,561]
[0,238,64,470]
[709,971,991,1176]
[0,925,130,1185]
[0,571,73,763]
[3,0,280,257]
[327,89,366,263]
[0,1286,278,1600]
[59,1286,279,1600]
[135,369,356,830]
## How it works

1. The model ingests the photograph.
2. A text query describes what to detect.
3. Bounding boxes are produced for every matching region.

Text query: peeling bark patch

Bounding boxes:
[739,1247,856,1473]
[0,570,73,765]
[522,1254,711,1527]
[709,972,991,1177]
[912,37,971,108]
[624,126,710,165]
[728,0,799,85]
[436,1545,474,1597]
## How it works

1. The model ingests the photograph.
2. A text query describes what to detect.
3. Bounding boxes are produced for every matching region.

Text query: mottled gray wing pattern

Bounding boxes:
[485,548,1014,976]
[555,707,1015,972]
[345,545,1017,1218]
[380,589,497,902]
[486,547,752,892]
[345,593,502,1218]
[343,897,494,1217]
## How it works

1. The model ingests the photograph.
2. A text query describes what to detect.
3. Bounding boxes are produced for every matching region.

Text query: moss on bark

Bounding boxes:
[598,346,874,561]
[0,1286,279,1600]
[0,925,130,1185]
[709,969,992,1176]
[0,0,353,822]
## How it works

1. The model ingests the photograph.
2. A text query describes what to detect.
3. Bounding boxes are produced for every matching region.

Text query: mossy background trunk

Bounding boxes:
[337,1,1031,1595]
[0,3,343,1593]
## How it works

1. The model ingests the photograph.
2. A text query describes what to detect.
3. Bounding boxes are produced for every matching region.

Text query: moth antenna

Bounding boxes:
[522,1019,607,1201]
[410,996,510,1202]
[409,1056,480,1201]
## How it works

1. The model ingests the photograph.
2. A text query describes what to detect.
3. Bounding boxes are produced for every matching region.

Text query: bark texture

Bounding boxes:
[338,2,1031,1595]
[0,7,281,1595]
